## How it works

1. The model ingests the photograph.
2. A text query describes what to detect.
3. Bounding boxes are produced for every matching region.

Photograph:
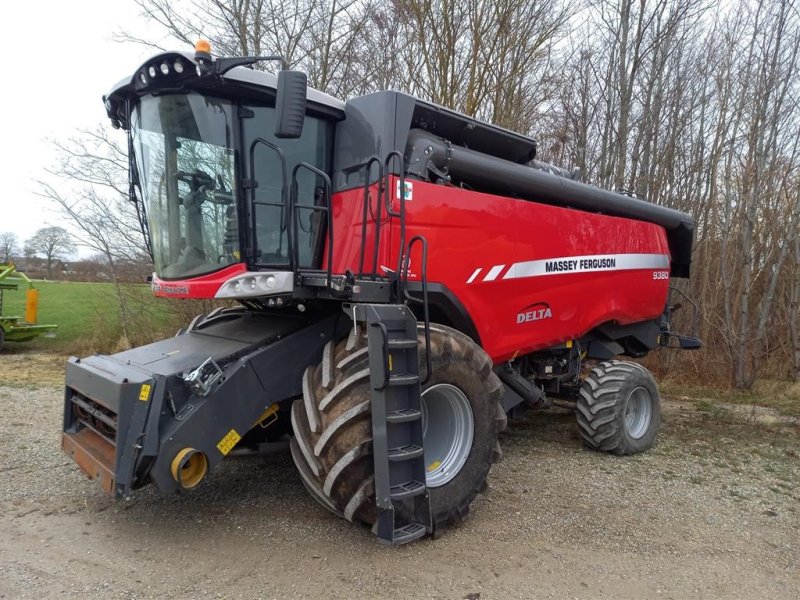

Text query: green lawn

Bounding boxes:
[1,280,180,354]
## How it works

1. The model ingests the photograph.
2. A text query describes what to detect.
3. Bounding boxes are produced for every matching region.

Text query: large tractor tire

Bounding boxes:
[290,324,506,531]
[577,360,661,455]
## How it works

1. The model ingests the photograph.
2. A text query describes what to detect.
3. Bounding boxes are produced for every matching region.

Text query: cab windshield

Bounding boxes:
[132,93,238,279]
[132,92,332,279]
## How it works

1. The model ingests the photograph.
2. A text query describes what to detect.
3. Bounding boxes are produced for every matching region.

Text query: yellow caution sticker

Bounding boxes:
[427,460,442,472]
[216,429,241,456]
[138,384,152,401]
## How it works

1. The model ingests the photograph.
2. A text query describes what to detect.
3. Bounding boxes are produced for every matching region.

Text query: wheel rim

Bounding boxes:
[624,386,652,439]
[420,383,474,488]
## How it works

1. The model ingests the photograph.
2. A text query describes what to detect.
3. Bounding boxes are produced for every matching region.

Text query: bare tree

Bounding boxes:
[789,233,800,382]
[24,226,76,279]
[0,232,18,263]
[383,0,570,130]
[39,126,151,342]
[120,0,378,97]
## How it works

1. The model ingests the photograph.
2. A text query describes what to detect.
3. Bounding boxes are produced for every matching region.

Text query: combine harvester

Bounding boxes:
[0,263,57,350]
[62,41,700,544]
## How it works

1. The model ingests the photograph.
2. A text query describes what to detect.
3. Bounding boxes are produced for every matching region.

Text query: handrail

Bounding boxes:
[402,236,432,385]
[291,162,334,288]
[248,138,291,269]
[370,321,391,390]
[357,157,383,279]
[384,151,408,300]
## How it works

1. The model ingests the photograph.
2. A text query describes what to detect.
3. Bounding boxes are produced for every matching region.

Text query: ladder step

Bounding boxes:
[391,522,427,544]
[386,408,422,423]
[390,479,426,499]
[388,373,419,386]
[387,444,424,461]
[387,338,418,349]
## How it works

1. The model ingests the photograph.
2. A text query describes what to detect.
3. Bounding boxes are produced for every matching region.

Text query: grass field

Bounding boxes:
[1,279,181,354]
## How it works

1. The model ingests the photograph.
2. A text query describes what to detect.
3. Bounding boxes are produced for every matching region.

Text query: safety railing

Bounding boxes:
[291,162,334,289]
[247,138,292,269]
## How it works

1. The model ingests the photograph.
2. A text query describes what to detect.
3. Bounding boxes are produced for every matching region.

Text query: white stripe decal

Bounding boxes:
[466,268,482,284]
[483,264,506,281]
[503,253,669,280]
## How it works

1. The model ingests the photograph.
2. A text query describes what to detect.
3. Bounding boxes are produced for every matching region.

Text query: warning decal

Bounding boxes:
[216,429,241,456]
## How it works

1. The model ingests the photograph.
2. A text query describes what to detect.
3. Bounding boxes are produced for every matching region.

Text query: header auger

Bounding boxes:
[62,41,700,544]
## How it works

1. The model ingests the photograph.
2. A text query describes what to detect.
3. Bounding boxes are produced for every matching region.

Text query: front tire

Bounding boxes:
[290,324,506,531]
[577,360,661,455]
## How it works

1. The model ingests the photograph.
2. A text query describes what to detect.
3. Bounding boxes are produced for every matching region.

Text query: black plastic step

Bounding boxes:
[392,522,427,544]
[390,479,426,499]
[385,408,422,423]
[387,338,418,349]
[388,373,419,386]
[387,444,424,461]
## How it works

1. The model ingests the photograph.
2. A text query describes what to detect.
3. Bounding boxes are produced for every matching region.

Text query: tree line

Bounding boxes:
[44,0,799,386]
[1,227,76,278]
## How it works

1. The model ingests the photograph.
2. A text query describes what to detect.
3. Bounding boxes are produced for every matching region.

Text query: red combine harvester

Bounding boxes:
[62,41,700,544]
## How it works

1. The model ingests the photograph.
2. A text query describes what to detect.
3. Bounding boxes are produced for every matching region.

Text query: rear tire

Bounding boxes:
[290,324,506,530]
[577,360,661,455]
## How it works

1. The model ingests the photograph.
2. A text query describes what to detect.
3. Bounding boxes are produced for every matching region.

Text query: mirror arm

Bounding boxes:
[203,55,288,77]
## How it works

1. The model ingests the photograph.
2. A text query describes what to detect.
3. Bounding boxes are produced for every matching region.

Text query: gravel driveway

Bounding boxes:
[0,355,798,599]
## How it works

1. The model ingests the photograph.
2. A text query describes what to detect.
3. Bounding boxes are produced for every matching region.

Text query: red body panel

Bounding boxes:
[151,262,246,298]
[330,177,671,363]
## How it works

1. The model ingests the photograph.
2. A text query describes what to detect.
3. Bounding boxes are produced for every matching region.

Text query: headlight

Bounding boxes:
[214,272,293,299]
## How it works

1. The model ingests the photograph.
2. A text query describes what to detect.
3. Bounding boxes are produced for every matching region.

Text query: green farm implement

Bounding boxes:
[0,263,57,350]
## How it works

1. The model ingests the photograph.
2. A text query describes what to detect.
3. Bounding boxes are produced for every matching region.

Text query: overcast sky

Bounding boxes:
[1,1,178,257]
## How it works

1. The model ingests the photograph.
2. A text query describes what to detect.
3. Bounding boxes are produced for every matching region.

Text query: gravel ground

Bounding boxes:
[0,355,798,599]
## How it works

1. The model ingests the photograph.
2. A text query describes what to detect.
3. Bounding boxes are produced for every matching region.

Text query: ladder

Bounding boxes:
[354,303,433,544]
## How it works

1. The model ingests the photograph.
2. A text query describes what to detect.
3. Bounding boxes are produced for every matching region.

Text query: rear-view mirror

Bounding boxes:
[275,70,307,139]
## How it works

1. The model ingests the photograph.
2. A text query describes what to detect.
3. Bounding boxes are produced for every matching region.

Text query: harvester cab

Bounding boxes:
[62,41,700,545]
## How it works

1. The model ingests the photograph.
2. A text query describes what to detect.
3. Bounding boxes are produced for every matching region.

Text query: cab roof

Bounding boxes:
[104,50,345,128]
